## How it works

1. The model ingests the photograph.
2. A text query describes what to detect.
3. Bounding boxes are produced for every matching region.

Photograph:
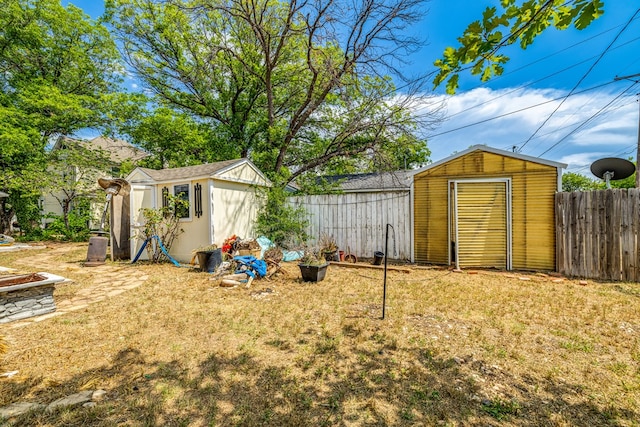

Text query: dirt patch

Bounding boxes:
[0,274,47,288]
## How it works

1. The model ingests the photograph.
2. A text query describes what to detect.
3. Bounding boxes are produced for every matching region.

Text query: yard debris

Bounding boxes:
[579,280,588,286]
[220,279,242,287]
[250,287,275,299]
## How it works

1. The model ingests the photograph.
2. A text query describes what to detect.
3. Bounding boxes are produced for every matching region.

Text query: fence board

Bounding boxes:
[556,188,640,281]
[289,191,412,260]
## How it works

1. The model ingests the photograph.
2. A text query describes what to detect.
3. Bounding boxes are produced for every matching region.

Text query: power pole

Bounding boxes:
[614,73,640,188]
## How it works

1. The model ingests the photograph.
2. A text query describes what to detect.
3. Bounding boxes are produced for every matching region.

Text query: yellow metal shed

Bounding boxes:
[413,145,566,271]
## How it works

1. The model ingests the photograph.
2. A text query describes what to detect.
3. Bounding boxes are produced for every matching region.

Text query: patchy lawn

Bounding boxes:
[1,242,639,426]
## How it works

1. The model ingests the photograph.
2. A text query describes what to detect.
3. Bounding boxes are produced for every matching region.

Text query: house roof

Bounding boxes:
[415,144,567,174]
[318,170,414,192]
[85,136,148,163]
[54,136,148,164]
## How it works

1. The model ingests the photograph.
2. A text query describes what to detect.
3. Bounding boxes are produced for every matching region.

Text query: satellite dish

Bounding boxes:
[590,158,635,188]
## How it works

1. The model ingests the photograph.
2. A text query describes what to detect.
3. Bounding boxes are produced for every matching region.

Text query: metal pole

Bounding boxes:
[636,95,640,188]
[382,223,389,320]
[614,74,640,188]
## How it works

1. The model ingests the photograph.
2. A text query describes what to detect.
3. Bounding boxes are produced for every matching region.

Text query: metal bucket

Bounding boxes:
[373,251,384,265]
[197,248,222,273]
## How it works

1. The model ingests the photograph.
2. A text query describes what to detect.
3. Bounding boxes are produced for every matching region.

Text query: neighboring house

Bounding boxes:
[126,158,270,262]
[291,145,567,271]
[290,171,414,260]
[41,136,148,228]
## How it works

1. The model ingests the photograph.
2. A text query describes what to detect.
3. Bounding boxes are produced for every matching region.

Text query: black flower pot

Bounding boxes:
[299,263,329,282]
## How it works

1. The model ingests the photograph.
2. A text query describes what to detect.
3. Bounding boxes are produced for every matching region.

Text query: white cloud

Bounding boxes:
[420,86,638,172]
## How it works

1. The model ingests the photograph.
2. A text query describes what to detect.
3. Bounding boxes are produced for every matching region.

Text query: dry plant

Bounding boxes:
[0,243,639,426]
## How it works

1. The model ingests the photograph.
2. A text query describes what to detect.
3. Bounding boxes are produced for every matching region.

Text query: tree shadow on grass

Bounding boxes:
[1,334,637,426]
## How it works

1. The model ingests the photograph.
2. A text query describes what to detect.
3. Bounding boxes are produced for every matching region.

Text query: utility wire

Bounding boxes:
[538,82,638,156]
[427,81,617,138]
[517,7,640,153]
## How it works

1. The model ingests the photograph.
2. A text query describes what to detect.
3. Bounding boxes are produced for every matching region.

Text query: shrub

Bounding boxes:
[255,186,308,249]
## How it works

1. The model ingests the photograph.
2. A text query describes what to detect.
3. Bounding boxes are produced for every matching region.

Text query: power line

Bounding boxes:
[427,81,618,138]
[517,8,640,153]
[538,82,638,156]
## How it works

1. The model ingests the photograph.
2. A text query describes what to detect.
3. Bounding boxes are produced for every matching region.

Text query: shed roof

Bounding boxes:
[319,170,413,192]
[416,145,567,174]
[130,158,270,186]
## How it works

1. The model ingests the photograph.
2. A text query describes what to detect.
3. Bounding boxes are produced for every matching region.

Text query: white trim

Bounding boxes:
[208,179,215,245]
[214,158,272,186]
[448,178,513,270]
[409,180,415,263]
[556,166,563,192]
[171,182,193,222]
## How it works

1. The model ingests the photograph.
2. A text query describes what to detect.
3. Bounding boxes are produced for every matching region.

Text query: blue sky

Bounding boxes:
[64,0,640,176]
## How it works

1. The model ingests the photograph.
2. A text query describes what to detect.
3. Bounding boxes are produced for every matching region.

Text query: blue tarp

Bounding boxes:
[233,255,267,278]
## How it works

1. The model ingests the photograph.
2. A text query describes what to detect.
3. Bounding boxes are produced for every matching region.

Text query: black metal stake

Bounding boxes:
[382,223,390,319]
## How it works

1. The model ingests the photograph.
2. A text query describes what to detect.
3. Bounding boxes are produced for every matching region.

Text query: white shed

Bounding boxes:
[289,171,413,261]
[126,158,270,262]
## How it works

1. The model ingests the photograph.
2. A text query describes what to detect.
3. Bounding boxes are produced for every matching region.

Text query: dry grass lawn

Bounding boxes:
[1,243,639,426]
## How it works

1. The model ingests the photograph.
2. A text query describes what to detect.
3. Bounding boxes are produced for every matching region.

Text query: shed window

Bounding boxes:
[173,184,190,219]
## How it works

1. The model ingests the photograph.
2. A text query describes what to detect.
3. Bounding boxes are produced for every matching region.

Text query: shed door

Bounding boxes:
[452,180,510,269]
[130,185,156,260]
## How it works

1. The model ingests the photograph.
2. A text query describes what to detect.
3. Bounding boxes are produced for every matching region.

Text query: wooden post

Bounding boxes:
[110,192,131,260]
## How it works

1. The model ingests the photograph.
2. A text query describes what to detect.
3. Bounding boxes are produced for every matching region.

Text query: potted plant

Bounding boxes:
[318,232,338,261]
[298,249,329,282]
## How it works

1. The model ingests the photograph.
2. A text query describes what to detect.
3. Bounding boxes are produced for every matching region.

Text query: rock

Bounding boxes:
[0,402,46,418]
[92,390,107,401]
[83,402,97,408]
[46,391,94,412]
[519,277,531,281]
[579,280,588,286]
[453,356,465,365]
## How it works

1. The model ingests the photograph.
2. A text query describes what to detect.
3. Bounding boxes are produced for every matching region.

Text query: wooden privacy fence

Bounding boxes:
[289,192,412,260]
[556,189,640,281]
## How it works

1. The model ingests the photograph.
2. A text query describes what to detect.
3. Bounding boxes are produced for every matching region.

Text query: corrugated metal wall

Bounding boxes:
[455,181,508,269]
[414,151,558,270]
[289,192,412,260]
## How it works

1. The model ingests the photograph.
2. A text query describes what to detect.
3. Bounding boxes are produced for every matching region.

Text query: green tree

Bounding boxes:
[106,0,435,184]
[44,138,114,230]
[561,171,602,191]
[120,106,235,169]
[433,0,605,94]
[0,0,124,233]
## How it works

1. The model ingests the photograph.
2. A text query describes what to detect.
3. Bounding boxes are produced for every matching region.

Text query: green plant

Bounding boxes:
[255,186,308,248]
[41,209,92,242]
[135,194,186,262]
[482,399,520,421]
